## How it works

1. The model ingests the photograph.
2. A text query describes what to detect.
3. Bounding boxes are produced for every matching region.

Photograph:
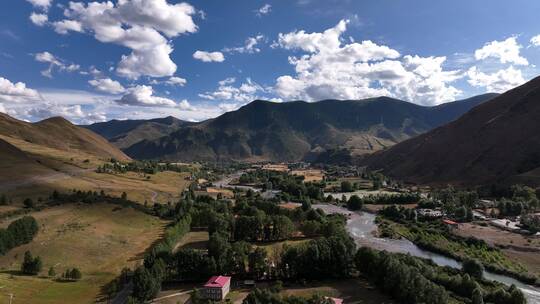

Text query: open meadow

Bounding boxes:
[0,203,166,304]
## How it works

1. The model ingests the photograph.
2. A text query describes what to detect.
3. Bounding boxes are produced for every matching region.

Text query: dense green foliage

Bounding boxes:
[377,208,537,285]
[281,233,356,280]
[63,268,82,280]
[239,170,324,202]
[21,250,42,275]
[0,216,38,255]
[355,247,526,304]
[97,159,195,175]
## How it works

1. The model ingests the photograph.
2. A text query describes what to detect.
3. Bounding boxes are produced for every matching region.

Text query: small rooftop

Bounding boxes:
[204,276,231,288]
[442,219,458,225]
[328,297,344,304]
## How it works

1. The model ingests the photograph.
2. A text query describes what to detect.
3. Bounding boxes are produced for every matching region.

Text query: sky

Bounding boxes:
[1,0,540,124]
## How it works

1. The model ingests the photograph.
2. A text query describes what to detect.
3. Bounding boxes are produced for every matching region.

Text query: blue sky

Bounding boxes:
[1,0,540,123]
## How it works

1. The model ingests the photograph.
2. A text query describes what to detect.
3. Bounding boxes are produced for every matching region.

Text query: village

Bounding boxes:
[145,161,540,304]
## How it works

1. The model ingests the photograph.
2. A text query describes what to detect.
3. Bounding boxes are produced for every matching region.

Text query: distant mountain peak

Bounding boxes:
[119,93,495,162]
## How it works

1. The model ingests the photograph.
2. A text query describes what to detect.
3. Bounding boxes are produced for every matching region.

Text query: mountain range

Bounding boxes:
[85,94,497,162]
[363,76,540,186]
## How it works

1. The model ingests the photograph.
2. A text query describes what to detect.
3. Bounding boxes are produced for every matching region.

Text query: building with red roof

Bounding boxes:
[202,276,231,300]
[442,219,459,229]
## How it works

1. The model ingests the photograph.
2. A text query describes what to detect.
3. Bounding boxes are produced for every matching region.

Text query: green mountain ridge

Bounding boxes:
[88,94,496,162]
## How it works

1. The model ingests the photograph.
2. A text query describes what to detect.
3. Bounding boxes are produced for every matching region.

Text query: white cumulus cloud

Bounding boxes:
[474,37,528,66]
[193,50,225,62]
[50,0,198,79]
[53,20,83,34]
[274,20,462,105]
[30,13,48,26]
[0,76,42,103]
[116,85,177,107]
[530,35,540,47]
[26,0,52,10]
[178,99,194,111]
[88,78,125,94]
[467,66,525,93]
[166,76,187,86]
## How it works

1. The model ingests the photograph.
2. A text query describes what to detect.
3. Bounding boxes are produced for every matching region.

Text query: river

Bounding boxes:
[313,204,540,304]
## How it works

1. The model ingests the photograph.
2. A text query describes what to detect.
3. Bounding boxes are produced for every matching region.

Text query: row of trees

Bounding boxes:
[344,192,420,211]
[96,159,194,175]
[355,247,526,304]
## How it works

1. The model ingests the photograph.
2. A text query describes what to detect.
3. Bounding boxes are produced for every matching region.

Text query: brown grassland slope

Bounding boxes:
[0,113,191,204]
[0,203,166,304]
[364,76,540,186]
[0,113,130,162]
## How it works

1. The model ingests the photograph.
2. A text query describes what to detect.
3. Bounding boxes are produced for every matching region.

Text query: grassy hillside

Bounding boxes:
[0,114,190,205]
[0,113,130,162]
[363,76,540,186]
[0,203,165,304]
[83,116,193,149]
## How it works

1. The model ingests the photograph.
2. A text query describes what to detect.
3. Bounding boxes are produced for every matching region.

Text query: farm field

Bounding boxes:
[454,222,540,275]
[0,203,166,304]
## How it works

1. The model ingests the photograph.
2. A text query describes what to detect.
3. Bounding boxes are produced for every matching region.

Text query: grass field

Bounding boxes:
[173,231,209,252]
[0,134,192,205]
[0,203,166,304]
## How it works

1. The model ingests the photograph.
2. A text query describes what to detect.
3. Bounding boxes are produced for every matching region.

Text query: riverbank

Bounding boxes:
[376,217,539,287]
[313,204,540,303]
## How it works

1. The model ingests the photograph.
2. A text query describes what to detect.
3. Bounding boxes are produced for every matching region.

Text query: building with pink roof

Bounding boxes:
[202,276,231,300]
[327,297,344,304]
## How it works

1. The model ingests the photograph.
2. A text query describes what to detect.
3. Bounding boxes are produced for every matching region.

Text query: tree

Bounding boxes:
[463,259,484,280]
[70,268,82,280]
[472,288,484,304]
[249,247,267,279]
[347,195,363,211]
[21,251,42,275]
[121,192,128,201]
[340,181,353,192]
[0,194,6,205]
[132,267,160,301]
[301,199,312,211]
[48,266,56,277]
[23,198,34,209]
